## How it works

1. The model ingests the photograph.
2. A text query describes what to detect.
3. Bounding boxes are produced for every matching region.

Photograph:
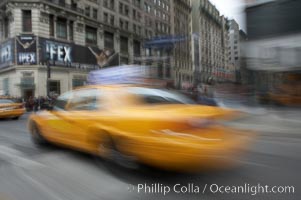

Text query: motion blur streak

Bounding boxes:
[0,0,300,200]
[27,84,254,172]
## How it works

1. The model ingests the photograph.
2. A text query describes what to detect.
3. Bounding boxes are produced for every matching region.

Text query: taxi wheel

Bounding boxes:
[31,123,48,146]
[12,116,19,120]
[99,134,139,170]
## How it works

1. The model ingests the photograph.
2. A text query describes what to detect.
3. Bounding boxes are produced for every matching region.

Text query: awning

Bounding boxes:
[16,83,36,89]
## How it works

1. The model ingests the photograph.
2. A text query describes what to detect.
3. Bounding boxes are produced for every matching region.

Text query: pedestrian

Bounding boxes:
[33,97,39,112]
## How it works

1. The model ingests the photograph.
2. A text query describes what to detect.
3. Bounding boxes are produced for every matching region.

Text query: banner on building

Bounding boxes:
[38,37,119,69]
[0,39,15,69]
[16,35,37,65]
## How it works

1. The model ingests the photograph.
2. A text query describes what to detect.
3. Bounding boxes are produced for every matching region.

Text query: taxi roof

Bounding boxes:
[75,84,141,90]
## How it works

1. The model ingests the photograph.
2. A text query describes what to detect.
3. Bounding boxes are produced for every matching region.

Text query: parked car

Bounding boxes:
[0,99,25,120]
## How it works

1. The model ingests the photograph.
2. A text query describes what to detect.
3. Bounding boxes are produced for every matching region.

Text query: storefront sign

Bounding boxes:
[18,53,36,64]
[1,44,12,62]
[45,40,72,63]
[0,39,14,68]
[39,37,119,69]
[16,35,37,65]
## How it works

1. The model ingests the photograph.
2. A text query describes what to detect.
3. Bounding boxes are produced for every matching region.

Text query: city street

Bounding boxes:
[0,0,300,199]
[0,110,300,200]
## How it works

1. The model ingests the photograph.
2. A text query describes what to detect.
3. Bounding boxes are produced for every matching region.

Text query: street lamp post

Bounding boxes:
[46,60,51,97]
[38,44,51,97]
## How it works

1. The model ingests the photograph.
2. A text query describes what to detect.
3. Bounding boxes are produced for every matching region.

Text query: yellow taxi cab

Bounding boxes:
[0,98,25,120]
[28,84,254,172]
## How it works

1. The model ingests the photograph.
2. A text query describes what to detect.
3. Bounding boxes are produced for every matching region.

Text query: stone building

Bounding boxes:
[245,0,301,92]
[227,19,244,83]
[0,0,195,97]
[172,0,192,88]
[0,0,147,98]
[142,0,191,88]
[191,0,228,84]
[138,0,173,82]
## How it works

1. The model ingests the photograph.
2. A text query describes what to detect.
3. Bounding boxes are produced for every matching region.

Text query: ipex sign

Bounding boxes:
[45,41,72,63]
[1,43,12,63]
[16,35,37,65]
[18,53,36,64]
[0,39,14,68]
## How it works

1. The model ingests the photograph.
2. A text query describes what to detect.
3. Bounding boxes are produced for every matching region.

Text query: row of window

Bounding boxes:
[103,0,142,13]
[85,5,98,20]
[18,8,168,43]
[119,2,130,16]
[144,3,170,22]
[145,48,171,58]
[12,8,147,54]
[133,24,142,35]
[50,16,74,41]
[103,0,114,10]
[153,0,169,11]
[119,18,129,31]
[154,9,169,21]
[103,12,115,26]
[156,22,170,34]
[133,0,141,8]
[106,15,142,36]
[2,78,85,98]
[132,9,142,22]
[144,29,153,38]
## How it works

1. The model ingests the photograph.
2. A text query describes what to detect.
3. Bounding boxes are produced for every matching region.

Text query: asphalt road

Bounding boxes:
[0,110,300,200]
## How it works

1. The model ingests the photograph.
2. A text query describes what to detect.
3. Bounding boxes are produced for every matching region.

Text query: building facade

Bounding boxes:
[238,29,249,84]
[227,19,243,83]
[140,0,173,82]
[172,0,192,88]
[0,0,147,98]
[192,0,228,85]
[142,0,192,88]
[245,0,301,92]
[0,0,195,97]
[244,0,275,6]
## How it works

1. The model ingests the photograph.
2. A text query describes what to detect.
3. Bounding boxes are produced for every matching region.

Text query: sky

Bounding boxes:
[209,0,246,31]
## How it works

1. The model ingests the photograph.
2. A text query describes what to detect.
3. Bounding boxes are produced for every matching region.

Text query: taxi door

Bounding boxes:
[41,91,73,144]
[48,88,102,150]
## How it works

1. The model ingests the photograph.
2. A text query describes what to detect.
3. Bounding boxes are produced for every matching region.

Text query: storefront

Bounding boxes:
[0,34,119,98]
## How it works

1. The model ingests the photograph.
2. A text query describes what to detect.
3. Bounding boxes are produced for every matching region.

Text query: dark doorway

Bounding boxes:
[23,89,34,100]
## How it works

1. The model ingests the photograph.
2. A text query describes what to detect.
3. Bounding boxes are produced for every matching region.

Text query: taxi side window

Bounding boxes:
[127,87,195,105]
[53,91,72,110]
[67,89,100,111]
[142,95,173,104]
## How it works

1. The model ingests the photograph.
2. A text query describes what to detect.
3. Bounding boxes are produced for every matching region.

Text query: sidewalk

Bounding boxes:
[224,109,301,137]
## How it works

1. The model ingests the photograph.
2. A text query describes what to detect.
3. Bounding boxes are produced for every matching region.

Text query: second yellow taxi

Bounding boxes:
[0,98,25,120]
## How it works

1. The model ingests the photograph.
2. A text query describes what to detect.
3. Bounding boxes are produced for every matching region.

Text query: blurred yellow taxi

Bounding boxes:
[0,99,25,120]
[28,85,253,172]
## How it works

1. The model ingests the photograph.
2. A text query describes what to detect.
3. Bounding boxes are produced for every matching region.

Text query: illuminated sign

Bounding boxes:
[16,35,37,65]
[39,37,119,69]
[1,44,11,63]
[18,53,36,64]
[0,39,14,68]
[45,41,72,63]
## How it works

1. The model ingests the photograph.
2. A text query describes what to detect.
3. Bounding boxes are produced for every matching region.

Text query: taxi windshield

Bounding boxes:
[127,87,196,105]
